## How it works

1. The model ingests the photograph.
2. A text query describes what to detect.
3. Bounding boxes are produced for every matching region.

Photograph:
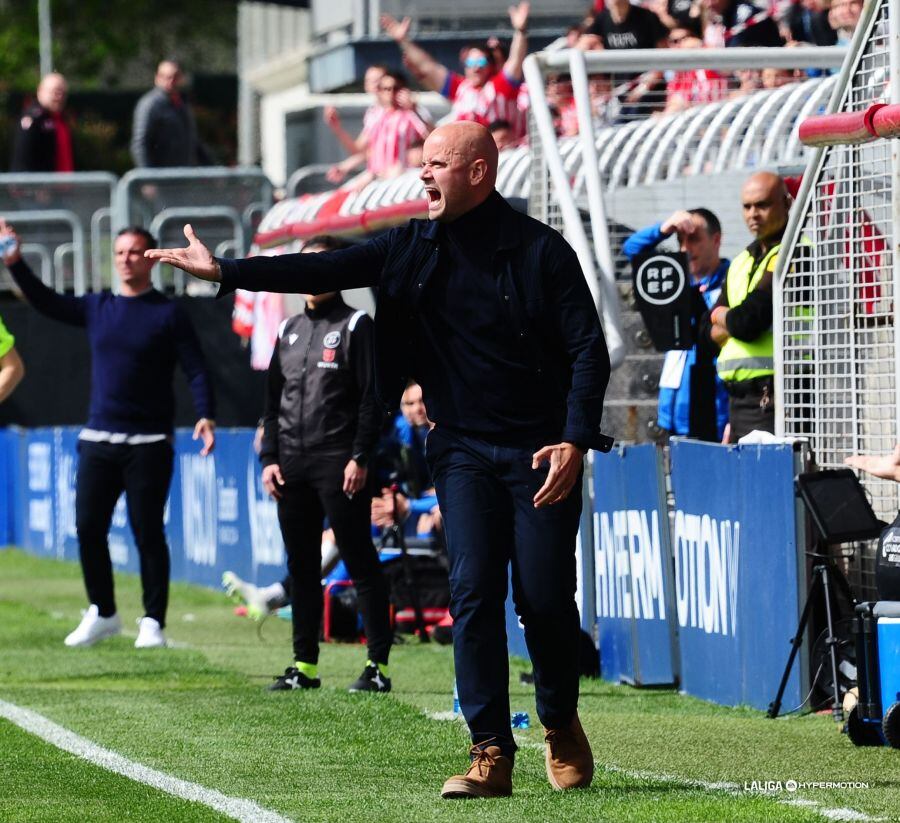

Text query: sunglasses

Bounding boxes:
[464,56,490,69]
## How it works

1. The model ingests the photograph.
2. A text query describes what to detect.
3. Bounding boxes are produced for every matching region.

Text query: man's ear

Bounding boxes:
[470,159,487,185]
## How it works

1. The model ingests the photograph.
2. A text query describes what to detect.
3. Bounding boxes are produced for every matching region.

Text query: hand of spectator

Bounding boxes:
[262,464,285,500]
[845,445,900,482]
[661,210,697,236]
[0,220,23,266]
[532,442,584,508]
[323,105,341,129]
[710,306,729,327]
[509,1,530,32]
[193,418,216,456]
[326,165,348,184]
[343,459,368,496]
[144,224,221,281]
[381,13,411,43]
[396,87,414,110]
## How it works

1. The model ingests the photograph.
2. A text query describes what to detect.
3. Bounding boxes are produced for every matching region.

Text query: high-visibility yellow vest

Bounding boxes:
[716,243,780,383]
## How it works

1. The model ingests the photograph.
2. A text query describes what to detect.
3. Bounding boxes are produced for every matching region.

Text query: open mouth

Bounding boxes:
[425,188,441,206]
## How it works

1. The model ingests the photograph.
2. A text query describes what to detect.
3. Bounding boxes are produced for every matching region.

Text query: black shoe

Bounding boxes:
[268,666,321,691]
[348,663,391,693]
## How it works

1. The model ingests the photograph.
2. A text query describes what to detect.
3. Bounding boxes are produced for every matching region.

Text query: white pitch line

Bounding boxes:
[0,699,293,823]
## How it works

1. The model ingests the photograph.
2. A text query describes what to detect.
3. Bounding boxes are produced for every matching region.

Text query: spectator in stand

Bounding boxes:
[381,3,531,140]
[587,0,670,49]
[488,120,518,151]
[547,74,579,137]
[762,66,802,88]
[131,60,211,168]
[828,0,863,44]
[0,314,25,403]
[664,22,730,114]
[324,64,389,183]
[702,0,785,47]
[623,209,730,441]
[11,73,74,173]
[729,68,763,98]
[587,0,670,119]
[782,0,837,46]
[328,70,432,187]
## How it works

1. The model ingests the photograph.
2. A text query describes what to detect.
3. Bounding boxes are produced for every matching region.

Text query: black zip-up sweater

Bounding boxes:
[218,191,612,452]
[259,296,379,472]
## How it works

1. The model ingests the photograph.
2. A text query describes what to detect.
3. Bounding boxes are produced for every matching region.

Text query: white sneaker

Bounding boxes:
[134,617,167,648]
[64,605,122,647]
[222,571,275,621]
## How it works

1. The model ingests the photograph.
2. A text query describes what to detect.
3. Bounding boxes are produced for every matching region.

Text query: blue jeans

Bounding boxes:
[426,427,583,758]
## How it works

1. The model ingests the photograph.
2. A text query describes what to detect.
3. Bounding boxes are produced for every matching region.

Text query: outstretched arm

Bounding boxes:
[381,14,448,92]
[145,224,391,296]
[504,2,531,82]
[0,220,87,327]
[845,445,900,483]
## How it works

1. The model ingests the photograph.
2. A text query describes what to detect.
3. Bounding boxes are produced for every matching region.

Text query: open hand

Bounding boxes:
[532,442,584,508]
[845,444,900,483]
[144,224,220,281]
[343,459,368,496]
[193,418,216,456]
[509,2,530,32]
[381,13,411,43]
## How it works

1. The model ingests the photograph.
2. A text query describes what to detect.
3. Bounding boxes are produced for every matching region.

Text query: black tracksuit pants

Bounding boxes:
[277,454,391,666]
[75,439,174,627]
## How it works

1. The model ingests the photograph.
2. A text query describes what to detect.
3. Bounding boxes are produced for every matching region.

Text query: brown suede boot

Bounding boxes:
[441,744,513,799]
[544,713,594,790]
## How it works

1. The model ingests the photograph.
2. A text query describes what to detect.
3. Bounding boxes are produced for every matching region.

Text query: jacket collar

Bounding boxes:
[420,191,520,252]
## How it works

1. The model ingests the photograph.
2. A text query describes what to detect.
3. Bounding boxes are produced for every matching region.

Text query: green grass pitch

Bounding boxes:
[0,548,896,822]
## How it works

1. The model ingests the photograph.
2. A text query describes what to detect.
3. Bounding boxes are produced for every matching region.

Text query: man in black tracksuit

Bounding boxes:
[259,235,392,694]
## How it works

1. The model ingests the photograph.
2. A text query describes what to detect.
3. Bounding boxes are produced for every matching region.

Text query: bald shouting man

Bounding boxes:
[148,122,611,799]
[704,171,791,441]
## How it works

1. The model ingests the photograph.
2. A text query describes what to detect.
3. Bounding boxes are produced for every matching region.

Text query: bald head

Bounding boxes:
[741,171,790,243]
[37,73,67,113]
[420,122,499,222]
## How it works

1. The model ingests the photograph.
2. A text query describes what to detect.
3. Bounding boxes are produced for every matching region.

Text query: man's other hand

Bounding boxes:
[343,459,368,496]
[145,224,221,282]
[262,464,285,500]
[192,418,216,456]
[532,442,584,508]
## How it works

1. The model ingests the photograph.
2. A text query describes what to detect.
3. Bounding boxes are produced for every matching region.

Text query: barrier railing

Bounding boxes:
[0,168,274,296]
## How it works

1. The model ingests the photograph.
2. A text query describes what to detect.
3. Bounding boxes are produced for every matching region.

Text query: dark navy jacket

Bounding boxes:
[218,192,612,451]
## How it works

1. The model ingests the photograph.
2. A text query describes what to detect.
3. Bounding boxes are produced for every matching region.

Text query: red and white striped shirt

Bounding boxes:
[364,107,431,176]
[443,72,527,139]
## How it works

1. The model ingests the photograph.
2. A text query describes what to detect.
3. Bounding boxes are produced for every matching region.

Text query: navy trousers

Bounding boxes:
[426,427,583,758]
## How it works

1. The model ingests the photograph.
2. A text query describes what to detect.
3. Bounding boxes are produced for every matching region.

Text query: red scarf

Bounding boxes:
[51,112,74,172]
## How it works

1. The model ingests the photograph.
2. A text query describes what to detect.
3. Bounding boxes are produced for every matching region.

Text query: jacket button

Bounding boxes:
[519,331,525,338]
[417,282,423,288]
[504,294,510,301]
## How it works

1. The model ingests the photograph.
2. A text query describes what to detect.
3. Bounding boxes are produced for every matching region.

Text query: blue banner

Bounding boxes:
[669,439,802,710]
[592,444,678,686]
[6,427,287,589]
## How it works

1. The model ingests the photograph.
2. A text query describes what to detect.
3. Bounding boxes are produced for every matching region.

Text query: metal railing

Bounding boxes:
[0,167,274,296]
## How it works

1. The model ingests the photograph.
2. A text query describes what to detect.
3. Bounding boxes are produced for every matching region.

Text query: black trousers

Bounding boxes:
[75,439,174,627]
[277,455,391,666]
[425,427,583,759]
[727,376,775,443]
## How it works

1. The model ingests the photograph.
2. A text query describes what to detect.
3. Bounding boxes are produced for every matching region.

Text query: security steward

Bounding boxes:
[703,171,790,441]
[258,235,392,694]
[148,122,612,800]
